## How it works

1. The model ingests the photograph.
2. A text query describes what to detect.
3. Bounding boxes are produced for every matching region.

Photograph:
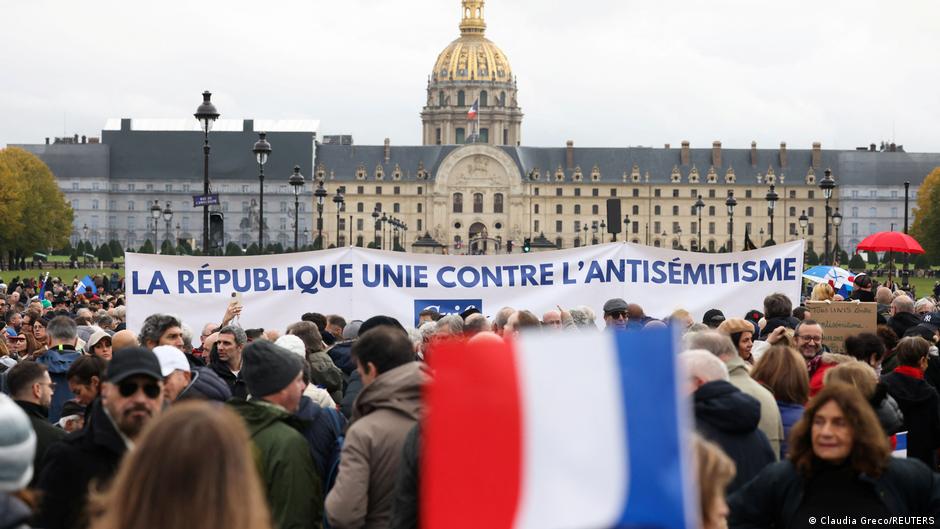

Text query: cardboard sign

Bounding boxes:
[806,301,878,354]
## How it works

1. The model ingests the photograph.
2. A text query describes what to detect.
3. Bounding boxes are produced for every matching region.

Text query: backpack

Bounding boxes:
[322,408,345,529]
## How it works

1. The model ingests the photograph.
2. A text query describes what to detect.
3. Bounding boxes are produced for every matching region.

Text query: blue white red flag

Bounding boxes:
[467,99,479,121]
[423,328,696,529]
[75,275,97,295]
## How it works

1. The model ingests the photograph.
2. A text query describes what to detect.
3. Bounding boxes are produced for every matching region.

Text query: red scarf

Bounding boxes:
[894,365,925,380]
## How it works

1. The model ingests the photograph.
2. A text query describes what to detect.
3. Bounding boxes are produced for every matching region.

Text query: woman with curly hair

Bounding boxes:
[728,383,940,527]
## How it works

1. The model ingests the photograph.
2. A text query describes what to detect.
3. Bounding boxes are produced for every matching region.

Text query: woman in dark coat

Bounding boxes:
[728,383,940,528]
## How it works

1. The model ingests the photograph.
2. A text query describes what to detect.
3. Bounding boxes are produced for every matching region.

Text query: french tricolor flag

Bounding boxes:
[424,328,696,529]
[467,99,479,121]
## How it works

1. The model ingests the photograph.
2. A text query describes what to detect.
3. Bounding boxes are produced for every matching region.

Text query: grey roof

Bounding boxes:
[13,144,109,179]
[102,128,315,182]
[316,143,940,187]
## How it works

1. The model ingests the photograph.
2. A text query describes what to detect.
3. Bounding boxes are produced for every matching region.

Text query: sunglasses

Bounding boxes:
[118,380,161,399]
[10,337,26,342]
[606,310,628,319]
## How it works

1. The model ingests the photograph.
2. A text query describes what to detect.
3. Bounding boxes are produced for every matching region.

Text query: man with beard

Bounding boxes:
[37,347,164,529]
[8,361,65,486]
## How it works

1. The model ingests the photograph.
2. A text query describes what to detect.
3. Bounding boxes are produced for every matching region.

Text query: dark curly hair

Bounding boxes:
[788,383,890,479]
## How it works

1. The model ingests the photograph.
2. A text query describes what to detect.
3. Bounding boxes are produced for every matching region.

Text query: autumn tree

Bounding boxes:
[0,147,73,269]
[911,167,940,261]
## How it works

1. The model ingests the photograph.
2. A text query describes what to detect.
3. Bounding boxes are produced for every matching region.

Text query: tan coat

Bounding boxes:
[325,362,427,529]
[726,355,785,459]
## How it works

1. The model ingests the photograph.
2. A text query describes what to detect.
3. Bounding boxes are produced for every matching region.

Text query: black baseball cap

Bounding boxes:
[106,347,163,383]
[702,309,726,328]
[921,312,940,332]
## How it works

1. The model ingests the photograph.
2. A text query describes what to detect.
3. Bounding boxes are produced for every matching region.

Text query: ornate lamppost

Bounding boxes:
[252,132,272,248]
[332,189,345,248]
[818,168,836,266]
[725,191,737,252]
[150,200,162,253]
[695,195,705,251]
[193,91,219,253]
[288,165,305,251]
[314,179,327,249]
[765,183,778,245]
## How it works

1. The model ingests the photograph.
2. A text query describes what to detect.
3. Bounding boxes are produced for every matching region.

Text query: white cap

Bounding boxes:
[275,335,306,359]
[152,345,191,377]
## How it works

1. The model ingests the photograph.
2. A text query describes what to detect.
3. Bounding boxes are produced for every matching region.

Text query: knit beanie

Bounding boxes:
[241,340,303,398]
[0,394,36,492]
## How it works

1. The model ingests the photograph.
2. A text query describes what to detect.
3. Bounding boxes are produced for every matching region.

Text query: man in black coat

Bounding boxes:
[682,350,775,492]
[37,348,165,529]
[881,336,940,469]
[888,295,922,342]
[7,361,65,486]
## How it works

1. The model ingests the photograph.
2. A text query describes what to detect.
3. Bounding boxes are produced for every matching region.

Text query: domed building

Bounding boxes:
[421,0,523,146]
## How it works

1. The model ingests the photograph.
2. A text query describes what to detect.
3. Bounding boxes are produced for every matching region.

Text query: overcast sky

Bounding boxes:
[4,0,939,152]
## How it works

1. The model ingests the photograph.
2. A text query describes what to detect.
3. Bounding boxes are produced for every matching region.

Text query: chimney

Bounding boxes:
[243,119,253,132]
[384,137,391,163]
[750,141,758,167]
[889,142,897,152]
[680,140,690,166]
[81,135,86,144]
[870,143,876,152]
[73,134,79,143]
[566,140,574,170]
[664,143,670,149]
[120,118,131,132]
[45,137,50,145]
[779,142,787,167]
[812,142,822,168]
[711,141,722,168]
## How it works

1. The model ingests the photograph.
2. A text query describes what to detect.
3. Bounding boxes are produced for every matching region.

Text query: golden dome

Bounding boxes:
[431,0,513,83]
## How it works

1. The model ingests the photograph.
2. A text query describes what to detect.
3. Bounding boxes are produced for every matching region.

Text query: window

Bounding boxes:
[592,205,599,215]
[72,182,79,191]
[574,220,581,232]
[165,184,172,192]
[503,129,508,145]
[338,218,346,231]
[745,190,752,199]
[357,218,364,231]
[494,193,504,213]
[128,183,135,191]
[92,199,99,210]
[280,218,287,231]
[535,204,540,214]
[418,186,423,195]
[654,205,661,215]
[109,200,116,210]
[611,189,617,197]
[534,220,540,232]
[556,204,563,214]
[574,204,581,215]
[709,222,716,235]
[633,189,639,197]
[672,189,679,198]
[790,190,796,199]
[280,201,288,213]
[473,193,483,213]
[808,224,815,235]
[808,207,815,217]
[672,206,679,215]
[556,188,563,197]
[357,186,364,194]
[453,193,463,213]
[534,188,540,196]
[709,190,716,198]
[632,205,639,215]
[375,186,383,195]
[745,206,752,216]
[708,206,715,216]
[654,221,661,233]
[457,90,465,107]
[852,223,858,235]
[480,91,488,107]
[127,200,133,211]
[555,220,562,233]
[128,217,136,229]
[435,128,442,145]
[869,207,876,217]
[182,184,190,192]
[870,190,877,198]
[592,189,599,197]
[654,189,662,197]
[790,207,796,217]
[480,128,489,143]
[891,190,898,199]
[808,190,815,199]
[417,219,422,231]
[393,203,401,213]
[242,185,249,193]
[575,189,581,197]
[357,203,364,213]
[375,203,383,212]
[456,128,465,144]
[417,203,423,213]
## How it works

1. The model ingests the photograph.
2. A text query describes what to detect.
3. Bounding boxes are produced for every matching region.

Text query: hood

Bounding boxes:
[694,380,762,434]
[820,352,857,366]
[228,398,294,437]
[352,362,427,424]
[883,371,938,406]
[36,348,82,374]
[177,367,232,403]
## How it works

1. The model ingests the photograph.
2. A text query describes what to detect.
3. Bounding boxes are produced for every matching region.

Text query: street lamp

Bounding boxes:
[194,91,219,253]
[600,220,607,242]
[725,191,737,252]
[175,223,181,252]
[818,168,836,267]
[371,207,380,248]
[332,189,345,248]
[82,224,89,265]
[623,214,630,242]
[252,132,272,249]
[150,200,162,253]
[832,208,843,265]
[591,220,599,245]
[288,165,305,251]
[799,210,809,264]
[314,179,327,249]
[765,183,778,245]
[694,195,705,251]
[582,224,588,245]
[163,201,174,253]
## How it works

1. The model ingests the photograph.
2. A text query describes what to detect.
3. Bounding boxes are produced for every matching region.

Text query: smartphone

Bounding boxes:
[231,292,243,307]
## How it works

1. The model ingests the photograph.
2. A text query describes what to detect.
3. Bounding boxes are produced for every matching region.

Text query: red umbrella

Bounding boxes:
[856,231,925,254]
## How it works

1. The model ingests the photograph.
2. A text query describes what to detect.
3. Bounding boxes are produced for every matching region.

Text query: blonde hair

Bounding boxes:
[90,402,272,529]
[751,346,810,404]
[811,283,835,301]
[695,435,735,529]
[824,361,877,398]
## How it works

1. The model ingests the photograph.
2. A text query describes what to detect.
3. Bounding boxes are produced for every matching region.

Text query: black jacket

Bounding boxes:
[390,423,420,529]
[176,366,232,403]
[881,370,940,468]
[14,400,65,487]
[870,383,905,436]
[851,289,876,302]
[728,458,940,528]
[888,312,922,342]
[694,380,775,493]
[208,360,248,399]
[37,400,127,529]
[327,340,357,376]
[340,369,364,419]
[760,316,799,341]
[295,395,346,482]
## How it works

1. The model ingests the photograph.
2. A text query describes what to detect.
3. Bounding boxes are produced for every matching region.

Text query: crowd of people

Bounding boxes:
[1,272,940,528]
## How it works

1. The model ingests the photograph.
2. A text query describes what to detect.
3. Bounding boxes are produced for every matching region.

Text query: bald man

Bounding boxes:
[110,329,139,351]
[541,310,562,329]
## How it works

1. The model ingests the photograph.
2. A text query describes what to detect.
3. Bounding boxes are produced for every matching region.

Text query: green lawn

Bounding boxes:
[0,267,124,287]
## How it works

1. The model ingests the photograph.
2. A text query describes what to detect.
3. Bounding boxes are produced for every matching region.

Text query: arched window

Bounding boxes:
[438,91,445,107]
[672,205,679,215]
[534,204,540,214]
[654,205,661,215]
[453,192,463,213]
[500,91,506,107]
[709,206,716,216]
[480,91,488,107]
[494,193,504,213]
[556,204,563,214]
[574,204,581,215]
[473,193,483,213]
[457,90,466,107]
[592,205,599,215]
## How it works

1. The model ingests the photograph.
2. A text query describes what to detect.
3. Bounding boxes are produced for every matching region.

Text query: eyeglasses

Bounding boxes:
[117,380,161,399]
[796,335,822,343]
[606,311,628,319]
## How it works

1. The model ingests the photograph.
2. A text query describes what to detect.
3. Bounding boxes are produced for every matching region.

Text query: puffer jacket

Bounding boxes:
[325,362,428,529]
[176,366,232,403]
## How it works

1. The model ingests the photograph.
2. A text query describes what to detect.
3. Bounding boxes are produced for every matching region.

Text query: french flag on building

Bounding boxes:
[467,99,479,121]
[423,328,696,529]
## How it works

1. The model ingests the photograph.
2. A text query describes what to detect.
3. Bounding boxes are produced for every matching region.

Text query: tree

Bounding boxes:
[849,253,866,270]
[139,239,155,254]
[912,167,940,259]
[866,251,880,266]
[97,244,113,262]
[161,240,175,255]
[245,243,260,256]
[806,249,820,266]
[225,242,242,256]
[109,240,124,259]
[914,253,930,270]
[0,148,73,269]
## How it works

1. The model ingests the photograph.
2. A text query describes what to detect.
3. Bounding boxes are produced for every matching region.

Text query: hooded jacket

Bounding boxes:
[295,395,346,482]
[694,380,776,493]
[228,398,320,529]
[34,346,81,423]
[881,369,940,468]
[176,366,232,403]
[307,350,345,404]
[325,362,427,529]
[726,355,784,459]
[37,400,127,529]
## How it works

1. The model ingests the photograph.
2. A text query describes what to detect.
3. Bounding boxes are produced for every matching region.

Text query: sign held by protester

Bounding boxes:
[126,241,803,333]
[806,301,878,354]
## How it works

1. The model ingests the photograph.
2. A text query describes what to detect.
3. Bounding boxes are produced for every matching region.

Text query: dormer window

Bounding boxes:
[393,164,402,181]
[356,164,366,180]
[724,167,736,184]
[555,165,565,182]
[672,165,683,183]
[375,165,384,180]
[591,165,601,182]
[573,166,583,182]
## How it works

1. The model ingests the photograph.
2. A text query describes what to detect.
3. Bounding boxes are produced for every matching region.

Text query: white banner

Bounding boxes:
[125,241,804,334]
